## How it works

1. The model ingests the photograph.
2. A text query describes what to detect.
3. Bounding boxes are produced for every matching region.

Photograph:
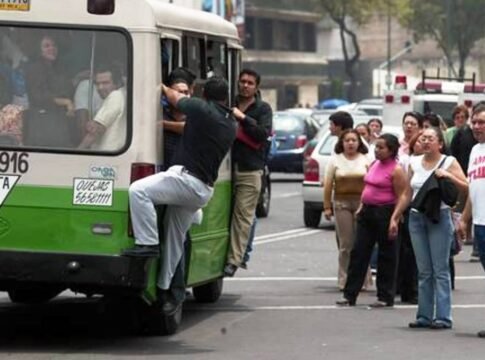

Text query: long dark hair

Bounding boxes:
[334,129,368,155]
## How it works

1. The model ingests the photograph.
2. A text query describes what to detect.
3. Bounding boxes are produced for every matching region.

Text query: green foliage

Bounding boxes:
[396,0,485,78]
[330,78,344,98]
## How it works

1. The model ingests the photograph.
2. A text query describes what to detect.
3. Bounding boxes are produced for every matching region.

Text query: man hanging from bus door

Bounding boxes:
[123,76,237,315]
[224,69,273,277]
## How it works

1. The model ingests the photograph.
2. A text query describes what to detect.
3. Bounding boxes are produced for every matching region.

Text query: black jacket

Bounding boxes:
[411,172,442,223]
[450,125,477,173]
[232,96,273,171]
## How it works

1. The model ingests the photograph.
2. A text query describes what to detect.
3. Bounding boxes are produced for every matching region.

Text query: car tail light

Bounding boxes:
[303,142,315,160]
[295,135,307,148]
[385,95,394,103]
[304,158,319,182]
[128,163,156,236]
[401,95,410,104]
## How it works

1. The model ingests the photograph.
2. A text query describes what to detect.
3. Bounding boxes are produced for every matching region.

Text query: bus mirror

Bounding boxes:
[87,0,115,15]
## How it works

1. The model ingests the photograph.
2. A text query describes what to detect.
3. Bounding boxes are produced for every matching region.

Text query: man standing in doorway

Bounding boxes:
[224,69,272,277]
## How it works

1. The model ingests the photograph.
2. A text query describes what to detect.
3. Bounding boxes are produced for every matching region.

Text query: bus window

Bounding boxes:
[182,35,205,79]
[206,39,227,79]
[0,26,129,153]
[161,38,179,85]
[228,48,240,105]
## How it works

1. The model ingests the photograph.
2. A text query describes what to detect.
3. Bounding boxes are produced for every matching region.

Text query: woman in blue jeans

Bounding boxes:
[407,127,468,330]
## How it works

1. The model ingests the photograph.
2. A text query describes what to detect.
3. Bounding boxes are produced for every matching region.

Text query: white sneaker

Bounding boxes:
[192,209,203,225]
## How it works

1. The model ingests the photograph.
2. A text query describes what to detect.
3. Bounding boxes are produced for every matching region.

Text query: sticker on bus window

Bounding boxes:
[73,178,114,207]
[0,174,20,207]
[89,165,117,180]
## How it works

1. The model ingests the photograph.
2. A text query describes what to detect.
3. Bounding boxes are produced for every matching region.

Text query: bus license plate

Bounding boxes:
[0,0,30,11]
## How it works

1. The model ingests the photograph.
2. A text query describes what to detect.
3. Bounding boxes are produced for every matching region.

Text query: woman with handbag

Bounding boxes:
[407,127,468,330]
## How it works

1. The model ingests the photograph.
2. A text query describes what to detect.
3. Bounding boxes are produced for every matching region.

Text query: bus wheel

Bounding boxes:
[192,277,223,303]
[8,287,62,304]
[139,301,183,336]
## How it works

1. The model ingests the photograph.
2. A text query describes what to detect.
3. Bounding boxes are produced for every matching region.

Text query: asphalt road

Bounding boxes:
[1,173,485,359]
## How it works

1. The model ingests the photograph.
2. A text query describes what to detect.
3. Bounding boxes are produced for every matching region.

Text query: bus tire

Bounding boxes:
[192,277,223,303]
[140,301,182,336]
[8,287,62,304]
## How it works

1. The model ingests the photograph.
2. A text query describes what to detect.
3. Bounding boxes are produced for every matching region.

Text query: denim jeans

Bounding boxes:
[408,208,454,326]
[475,225,485,271]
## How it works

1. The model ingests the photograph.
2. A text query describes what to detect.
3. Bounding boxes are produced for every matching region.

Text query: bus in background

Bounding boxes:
[0,0,241,335]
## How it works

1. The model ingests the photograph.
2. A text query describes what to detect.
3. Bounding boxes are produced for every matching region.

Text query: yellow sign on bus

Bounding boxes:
[0,0,30,11]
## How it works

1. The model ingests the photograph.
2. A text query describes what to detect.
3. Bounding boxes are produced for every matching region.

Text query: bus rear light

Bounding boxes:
[464,99,473,107]
[304,158,319,182]
[401,95,410,104]
[128,163,156,236]
[88,0,115,14]
[385,95,394,103]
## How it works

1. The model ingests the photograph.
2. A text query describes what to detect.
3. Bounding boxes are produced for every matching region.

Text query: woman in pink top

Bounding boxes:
[337,134,409,307]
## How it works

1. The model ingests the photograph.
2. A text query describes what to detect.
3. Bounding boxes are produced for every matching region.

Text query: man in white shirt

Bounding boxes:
[78,65,125,151]
[460,105,485,338]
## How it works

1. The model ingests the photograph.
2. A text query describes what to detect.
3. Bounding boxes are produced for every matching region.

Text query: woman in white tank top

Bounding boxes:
[407,127,468,330]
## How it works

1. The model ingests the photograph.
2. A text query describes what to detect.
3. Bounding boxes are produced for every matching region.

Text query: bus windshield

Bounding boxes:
[0,26,129,152]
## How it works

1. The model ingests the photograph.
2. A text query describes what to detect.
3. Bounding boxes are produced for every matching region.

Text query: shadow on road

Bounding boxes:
[0,293,244,356]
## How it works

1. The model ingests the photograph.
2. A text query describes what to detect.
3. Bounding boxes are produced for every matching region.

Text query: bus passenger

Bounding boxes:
[123,76,237,315]
[78,64,125,151]
[24,34,74,148]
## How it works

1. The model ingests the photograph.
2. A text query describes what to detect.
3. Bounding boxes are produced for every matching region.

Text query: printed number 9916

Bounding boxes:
[0,152,29,174]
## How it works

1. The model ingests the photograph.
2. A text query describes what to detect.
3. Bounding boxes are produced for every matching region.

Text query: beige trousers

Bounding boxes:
[226,169,262,267]
[334,198,372,290]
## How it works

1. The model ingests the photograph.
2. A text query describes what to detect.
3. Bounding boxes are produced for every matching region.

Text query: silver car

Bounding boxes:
[301,125,402,228]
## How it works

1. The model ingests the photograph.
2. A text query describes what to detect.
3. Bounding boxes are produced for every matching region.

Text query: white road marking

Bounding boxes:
[254,228,324,246]
[255,228,310,241]
[272,192,301,199]
[227,276,485,281]
[189,304,485,311]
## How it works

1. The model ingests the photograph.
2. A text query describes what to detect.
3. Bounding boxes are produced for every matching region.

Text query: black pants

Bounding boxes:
[344,204,398,305]
[396,210,418,302]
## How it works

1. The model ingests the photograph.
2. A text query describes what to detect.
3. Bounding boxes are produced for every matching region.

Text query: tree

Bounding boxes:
[317,0,386,101]
[397,0,485,80]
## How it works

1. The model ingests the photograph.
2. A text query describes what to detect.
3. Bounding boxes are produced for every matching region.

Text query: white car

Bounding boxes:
[302,125,402,228]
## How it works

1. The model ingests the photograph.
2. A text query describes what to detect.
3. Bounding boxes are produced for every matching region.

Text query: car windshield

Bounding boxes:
[319,134,337,155]
[273,113,305,134]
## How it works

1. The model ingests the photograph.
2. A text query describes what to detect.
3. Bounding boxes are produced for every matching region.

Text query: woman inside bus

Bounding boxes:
[324,129,372,291]
[24,34,75,148]
[336,134,408,307]
[407,127,467,329]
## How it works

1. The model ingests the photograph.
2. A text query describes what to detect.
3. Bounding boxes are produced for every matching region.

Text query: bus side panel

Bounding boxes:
[186,180,231,286]
[0,186,131,254]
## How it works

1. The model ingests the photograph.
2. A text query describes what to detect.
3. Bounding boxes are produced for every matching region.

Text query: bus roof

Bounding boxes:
[0,0,240,40]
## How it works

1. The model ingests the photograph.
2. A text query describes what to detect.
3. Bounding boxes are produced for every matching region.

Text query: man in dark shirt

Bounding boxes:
[123,76,237,313]
[224,69,272,277]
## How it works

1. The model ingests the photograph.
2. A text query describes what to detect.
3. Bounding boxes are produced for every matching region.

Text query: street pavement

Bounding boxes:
[1,175,485,359]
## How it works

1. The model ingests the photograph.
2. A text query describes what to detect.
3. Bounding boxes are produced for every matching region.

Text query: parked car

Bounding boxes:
[268,111,319,173]
[302,125,402,228]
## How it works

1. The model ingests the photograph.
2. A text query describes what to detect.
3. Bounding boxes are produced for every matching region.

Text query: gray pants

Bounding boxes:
[129,165,213,289]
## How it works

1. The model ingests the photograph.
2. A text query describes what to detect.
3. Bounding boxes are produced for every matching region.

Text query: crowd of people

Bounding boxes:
[0,28,127,150]
[324,103,485,335]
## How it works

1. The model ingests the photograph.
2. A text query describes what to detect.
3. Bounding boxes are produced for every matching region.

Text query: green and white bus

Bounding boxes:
[0,0,241,334]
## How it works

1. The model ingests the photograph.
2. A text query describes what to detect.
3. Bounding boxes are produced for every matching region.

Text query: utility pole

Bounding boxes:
[386,0,392,89]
